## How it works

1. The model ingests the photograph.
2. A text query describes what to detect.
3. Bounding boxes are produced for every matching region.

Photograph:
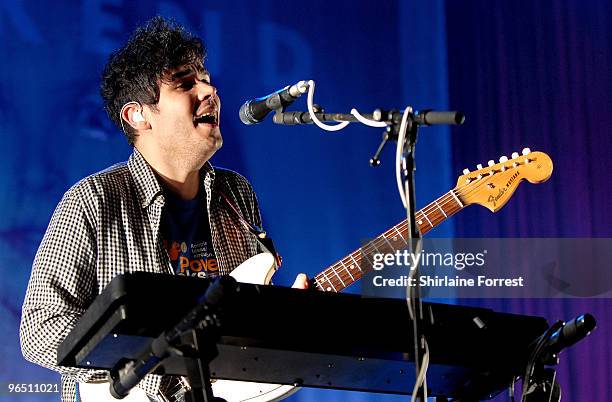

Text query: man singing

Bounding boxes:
[20,16,306,402]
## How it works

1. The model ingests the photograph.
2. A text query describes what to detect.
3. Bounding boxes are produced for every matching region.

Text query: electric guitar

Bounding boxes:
[80,149,553,401]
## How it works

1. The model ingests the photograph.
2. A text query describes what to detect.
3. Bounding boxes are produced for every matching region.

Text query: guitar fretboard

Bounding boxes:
[312,190,464,292]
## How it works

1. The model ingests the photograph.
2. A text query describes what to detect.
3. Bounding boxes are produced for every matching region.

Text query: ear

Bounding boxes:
[120,102,151,131]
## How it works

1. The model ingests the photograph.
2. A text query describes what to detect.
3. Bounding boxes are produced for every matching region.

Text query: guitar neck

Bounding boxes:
[312,189,464,292]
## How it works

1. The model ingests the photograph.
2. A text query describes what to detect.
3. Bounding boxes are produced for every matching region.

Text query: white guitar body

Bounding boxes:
[79,253,299,402]
[211,252,300,401]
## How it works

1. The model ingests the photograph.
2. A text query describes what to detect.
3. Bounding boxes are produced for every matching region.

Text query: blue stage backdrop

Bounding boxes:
[0,1,609,401]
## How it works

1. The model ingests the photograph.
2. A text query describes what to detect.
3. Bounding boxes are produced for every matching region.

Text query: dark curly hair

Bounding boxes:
[101,16,206,145]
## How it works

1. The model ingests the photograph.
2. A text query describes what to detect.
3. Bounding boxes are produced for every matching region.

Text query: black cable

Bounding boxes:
[521,321,564,401]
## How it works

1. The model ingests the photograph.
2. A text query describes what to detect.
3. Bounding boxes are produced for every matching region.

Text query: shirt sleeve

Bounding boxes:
[247,180,263,230]
[20,185,106,382]
[19,185,163,398]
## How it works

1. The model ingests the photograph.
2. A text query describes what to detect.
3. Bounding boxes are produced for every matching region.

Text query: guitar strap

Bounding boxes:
[157,375,189,402]
[216,190,283,269]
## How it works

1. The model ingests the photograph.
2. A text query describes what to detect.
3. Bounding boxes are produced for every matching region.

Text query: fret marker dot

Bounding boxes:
[418,220,423,225]
[326,287,332,291]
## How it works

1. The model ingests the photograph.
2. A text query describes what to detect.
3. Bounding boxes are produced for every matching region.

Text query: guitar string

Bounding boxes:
[411,158,531,218]
[313,187,465,290]
[407,153,540,219]
[313,160,535,290]
[164,377,190,401]
[317,155,544,290]
[313,183,473,289]
[337,175,501,282]
[166,385,182,401]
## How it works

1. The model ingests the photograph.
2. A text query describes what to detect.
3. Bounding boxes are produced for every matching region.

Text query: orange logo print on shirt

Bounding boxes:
[179,256,219,274]
[163,240,181,261]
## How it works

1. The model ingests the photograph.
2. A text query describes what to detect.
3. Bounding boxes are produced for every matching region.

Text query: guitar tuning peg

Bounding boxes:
[487,160,495,167]
[511,152,519,159]
[476,163,483,170]
[462,168,470,175]
[522,147,531,155]
[499,156,509,163]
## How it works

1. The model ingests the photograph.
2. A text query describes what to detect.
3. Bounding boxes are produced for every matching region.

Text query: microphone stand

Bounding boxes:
[402,115,427,402]
[273,109,464,128]
[274,107,464,401]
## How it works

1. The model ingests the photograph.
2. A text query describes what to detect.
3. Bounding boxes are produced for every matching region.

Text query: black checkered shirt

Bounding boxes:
[20,149,263,401]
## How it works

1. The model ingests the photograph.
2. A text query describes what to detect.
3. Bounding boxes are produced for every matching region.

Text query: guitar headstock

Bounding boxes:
[455,148,553,212]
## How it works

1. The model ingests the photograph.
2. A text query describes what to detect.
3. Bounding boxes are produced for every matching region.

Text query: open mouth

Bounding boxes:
[194,111,218,126]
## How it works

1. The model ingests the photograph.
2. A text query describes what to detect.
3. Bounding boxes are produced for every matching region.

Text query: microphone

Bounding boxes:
[545,313,596,357]
[239,80,309,125]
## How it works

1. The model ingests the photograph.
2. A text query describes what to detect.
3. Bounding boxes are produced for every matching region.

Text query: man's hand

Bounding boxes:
[292,273,309,289]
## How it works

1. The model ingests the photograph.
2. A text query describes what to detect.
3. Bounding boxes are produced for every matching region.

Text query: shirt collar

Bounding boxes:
[128,148,216,208]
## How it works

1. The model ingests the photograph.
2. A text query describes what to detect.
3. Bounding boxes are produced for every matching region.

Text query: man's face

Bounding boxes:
[144,63,222,170]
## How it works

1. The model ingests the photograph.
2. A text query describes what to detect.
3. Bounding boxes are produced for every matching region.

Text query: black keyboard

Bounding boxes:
[58,272,548,400]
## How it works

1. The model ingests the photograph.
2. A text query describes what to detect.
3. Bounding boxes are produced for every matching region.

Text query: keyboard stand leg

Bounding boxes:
[183,329,227,402]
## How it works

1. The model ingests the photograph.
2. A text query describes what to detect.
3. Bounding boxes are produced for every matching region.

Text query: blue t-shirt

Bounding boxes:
[160,189,219,278]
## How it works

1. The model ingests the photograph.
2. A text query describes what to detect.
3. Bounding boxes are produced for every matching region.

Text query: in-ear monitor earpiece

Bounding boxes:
[133,110,145,122]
